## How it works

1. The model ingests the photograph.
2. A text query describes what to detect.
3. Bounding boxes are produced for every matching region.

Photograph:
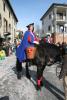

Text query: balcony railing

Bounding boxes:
[56,28,67,33]
[56,14,66,21]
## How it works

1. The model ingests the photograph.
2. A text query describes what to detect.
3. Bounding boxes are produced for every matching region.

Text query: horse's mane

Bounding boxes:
[39,38,59,49]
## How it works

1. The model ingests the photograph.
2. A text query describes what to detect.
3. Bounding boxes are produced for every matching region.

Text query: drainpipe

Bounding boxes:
[54,7,57,43]
[54,7,57,33]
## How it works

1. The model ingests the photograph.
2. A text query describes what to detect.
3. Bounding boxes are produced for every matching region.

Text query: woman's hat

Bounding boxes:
[26,23,34,28]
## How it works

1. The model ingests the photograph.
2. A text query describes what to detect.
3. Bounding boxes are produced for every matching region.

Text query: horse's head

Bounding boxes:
[35,39,63,66]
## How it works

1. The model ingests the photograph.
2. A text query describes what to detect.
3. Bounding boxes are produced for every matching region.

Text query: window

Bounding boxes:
[42,20,44,25]
[48,25,51,31]
[9,24,11,32]
[4,18,8,32]
[14,29,15,37]
[53,11,54,15]
[0,14,2,28]
[9,12,10,18]
[42,30,44,33]
[57,13,63,20]
[3,3,5,11]
[60,25,64,33]
[14,20,16,26]
[49,14,51,19]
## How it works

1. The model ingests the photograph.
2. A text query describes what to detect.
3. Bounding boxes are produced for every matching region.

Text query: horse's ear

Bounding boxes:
[39,38,45,45]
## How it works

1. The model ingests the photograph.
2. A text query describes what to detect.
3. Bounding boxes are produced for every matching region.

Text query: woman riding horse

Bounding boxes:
[16,23,36,79]
[16,25,62,90]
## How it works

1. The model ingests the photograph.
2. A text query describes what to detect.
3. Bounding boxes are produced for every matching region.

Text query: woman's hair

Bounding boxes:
[32,27,34,32]
[28,25,34,32]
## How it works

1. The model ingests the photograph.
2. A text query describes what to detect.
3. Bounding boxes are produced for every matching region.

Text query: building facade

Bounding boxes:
[40,3,67,43]
[0,0,18,43]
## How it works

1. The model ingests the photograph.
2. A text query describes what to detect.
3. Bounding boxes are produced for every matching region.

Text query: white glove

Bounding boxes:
[33,41,39,45]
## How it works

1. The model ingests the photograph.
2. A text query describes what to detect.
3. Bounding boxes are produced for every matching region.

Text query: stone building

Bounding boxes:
[40,3,67,43]
[0,0,18,43]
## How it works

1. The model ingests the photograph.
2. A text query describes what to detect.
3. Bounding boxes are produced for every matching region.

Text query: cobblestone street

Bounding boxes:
[0,54,65,100]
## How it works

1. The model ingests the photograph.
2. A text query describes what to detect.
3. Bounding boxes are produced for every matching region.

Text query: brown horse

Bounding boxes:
[16,39,63,90]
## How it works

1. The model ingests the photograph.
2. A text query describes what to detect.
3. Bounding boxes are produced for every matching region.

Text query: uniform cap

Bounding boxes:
[26,23,34,28]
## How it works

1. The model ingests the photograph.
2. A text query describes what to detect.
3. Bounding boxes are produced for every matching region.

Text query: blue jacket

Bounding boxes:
[16,31,34,62]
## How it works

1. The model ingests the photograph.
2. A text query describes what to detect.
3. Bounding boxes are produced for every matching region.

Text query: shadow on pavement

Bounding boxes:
[0,96,9,100]
[12,66,65,100]
[12,66,37,80]
[43,78,65,100]
[12,66,25,76]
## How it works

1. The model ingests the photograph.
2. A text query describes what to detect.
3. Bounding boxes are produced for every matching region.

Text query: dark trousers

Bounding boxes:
[25,59,31,77]
[16,58,30,77]
[16,58,22,72]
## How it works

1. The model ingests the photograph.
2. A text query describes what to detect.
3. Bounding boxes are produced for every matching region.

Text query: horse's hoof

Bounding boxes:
[36,85,41,91]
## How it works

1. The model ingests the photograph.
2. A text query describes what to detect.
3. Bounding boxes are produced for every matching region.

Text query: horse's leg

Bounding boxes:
[41,63,46,73]
[37,65,44,90]
[16,58,22,79]
[58,57,64,79]
[41,57,47,75]
[59,64,64,79]
[26,59,31,79]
